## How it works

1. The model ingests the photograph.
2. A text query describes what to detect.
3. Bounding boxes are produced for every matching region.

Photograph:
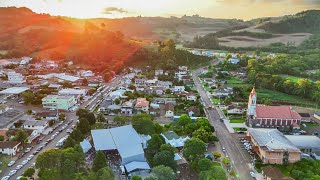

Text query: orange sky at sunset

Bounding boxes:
[0,0,319,20]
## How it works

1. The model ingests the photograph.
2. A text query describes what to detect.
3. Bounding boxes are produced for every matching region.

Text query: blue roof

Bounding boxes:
[80,139,92,153]
[91,125,145,164]
[125,161,151,173]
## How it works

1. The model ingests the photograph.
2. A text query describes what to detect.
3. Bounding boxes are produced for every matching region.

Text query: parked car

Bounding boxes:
[15,165,23,170]
[7,161,15,167]
[8,170,17,176]
[21,160,28,165]
[24,147,31,153]
[1,176,10,180]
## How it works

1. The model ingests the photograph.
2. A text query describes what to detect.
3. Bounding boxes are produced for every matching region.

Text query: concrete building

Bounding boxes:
[246,128,301,164]
[22,120,49,134]
[58,88,87,96]
[7,72,26,84]
[165,103,175,117]
[285,135,320,155]
[42,95,76,111]
[121,101,134,116]
[0,141,21,156]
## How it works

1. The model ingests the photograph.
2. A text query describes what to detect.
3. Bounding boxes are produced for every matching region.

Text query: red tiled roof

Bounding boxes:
[135,98,149,107]
[256,106,302,119]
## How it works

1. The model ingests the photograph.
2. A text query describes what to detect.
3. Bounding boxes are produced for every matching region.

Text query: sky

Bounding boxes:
[0,0,319,20]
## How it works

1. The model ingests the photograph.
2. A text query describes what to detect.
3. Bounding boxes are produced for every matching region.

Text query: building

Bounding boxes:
[247,87,302,130]
[314,112,320,120]
[135,98,149,113]
[58,88,87,96]
[186,106,200,117]
[42,95,77,111]
[227,105,246,115]
[261,166,294,180]
[36,112,58,120]
[228,58,240,64]
[185,92,197,101]
[121,101,134,116]
[246,128,301,164]
[153,98,176,105]
[91,125,150,166]
[285,135,320,155]
[165,103,175,117]
[7,72,26,84]
[0,87,30,95]
[22,120,49,134]
[0,141,21,156]
[161,131,189,148]
[174,86,185,92]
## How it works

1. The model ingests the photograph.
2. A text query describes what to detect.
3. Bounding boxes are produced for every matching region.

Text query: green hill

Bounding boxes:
[258,10,320,33]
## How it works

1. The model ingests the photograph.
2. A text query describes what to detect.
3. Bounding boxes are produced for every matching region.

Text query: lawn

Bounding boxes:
[0,155,16,171]
[302,122,319,127]
[257,89,310,103]
[229,118,246,123]
[282,75,301,83]
[226,77,244,84]
[233,127,247,132]
[212,98,221,104]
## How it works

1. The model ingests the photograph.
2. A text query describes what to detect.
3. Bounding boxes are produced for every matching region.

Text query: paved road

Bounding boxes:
[192,70,253,180]
[1,76,122,179]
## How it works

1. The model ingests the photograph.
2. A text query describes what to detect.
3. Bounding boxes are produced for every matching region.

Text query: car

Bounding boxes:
[31,162,36,167]
[66,129,72,133]
[24,147,31,153]
[250,171,255,177]
[33,150,39,155]
[15,165,23,170]
[16,176,23,180]
[9,170,17,176]
[222,147,226,152]
[21,160,28,165]
[28,155,34,159]
[1,176,10,180]
[7,161,15,167]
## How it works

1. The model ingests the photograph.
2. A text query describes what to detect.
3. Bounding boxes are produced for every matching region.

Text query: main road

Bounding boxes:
[2,76,122,180]
[192,70,253,180]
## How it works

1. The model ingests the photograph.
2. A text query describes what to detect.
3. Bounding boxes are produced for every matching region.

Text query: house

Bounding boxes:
[285,135,320,155]
[153,98,176,105]
[174,86,185,92]
[157,81,173,89]
[0,141,21,156]
[161,131,189,148]
[135,98,149,113]
[185,92,197,101]
[228,58,240,64]
[23,120,49,134]
[155,87,165,95]
[99,98,113,112]
[165,103,175,117]
[247,87,302,130]
[186,106,200,117]
[42,95,77,111]
[246,128,301,164]
[227,105,246,115]
[121,101,134,116]
[155,70,164,76]
[261,166,294,180]
[298,113,311,122]
[134,78,147,85]
[7,72,26,84]
[212,88,233,97]
[36,112,58,120]
[314,112,320,120]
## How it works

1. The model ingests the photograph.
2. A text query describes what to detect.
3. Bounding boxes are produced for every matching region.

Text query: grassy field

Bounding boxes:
[282,75,301,83]
[257,89,309,103]
[212,98,221,104]
[229,118,246,123]
[226,77,251,88]
[0,155,16,171]
[301,122,319,127]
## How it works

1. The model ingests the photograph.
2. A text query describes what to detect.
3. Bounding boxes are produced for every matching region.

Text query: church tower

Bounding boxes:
[247,87,257,116]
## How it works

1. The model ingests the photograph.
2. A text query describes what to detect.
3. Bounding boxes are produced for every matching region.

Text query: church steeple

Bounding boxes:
[248,86,257,116]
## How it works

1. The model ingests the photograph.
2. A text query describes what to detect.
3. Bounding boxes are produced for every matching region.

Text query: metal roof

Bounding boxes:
[285,135,320,149]
[0,87,30,94]
[124,161,151,173]
[80,139,92,153]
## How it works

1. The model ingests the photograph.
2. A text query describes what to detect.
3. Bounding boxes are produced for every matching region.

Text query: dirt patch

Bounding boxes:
[228,37,257,42]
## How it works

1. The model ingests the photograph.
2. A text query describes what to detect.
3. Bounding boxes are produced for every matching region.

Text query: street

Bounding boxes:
[192,70,254,180]
[1,76,122,179]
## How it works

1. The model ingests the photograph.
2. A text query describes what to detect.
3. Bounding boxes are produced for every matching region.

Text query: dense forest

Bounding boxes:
[259,10,320,33]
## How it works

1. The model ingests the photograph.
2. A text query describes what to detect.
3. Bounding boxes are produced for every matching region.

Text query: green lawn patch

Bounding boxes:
[212,161,222,166]
[212,98,221,104]
[281,75,301,83]
[233,127,247,132]
[257,89,310,103]
[229,118,246,123]
[0,155,16,171]
[226,77,244,84]
[302,122,319,127]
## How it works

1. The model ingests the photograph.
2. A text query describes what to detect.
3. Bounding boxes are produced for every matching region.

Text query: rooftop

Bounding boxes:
[285,135,320,149]
[162,131,180,140]
[58,88,86,95]
[248,128,300,152]
[0,141,20,149]
[0,87,30,94]
[135,98,149,107]
[23,120,48,127]
[256,106,301,119]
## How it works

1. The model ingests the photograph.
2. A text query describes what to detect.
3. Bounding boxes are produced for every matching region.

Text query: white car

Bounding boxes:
[9,170,17,176]
[7,161,15,167]
[24,147,31,152]
[21,160,28,165]
[1,176,10,180]
[250,171,255,177]
[15,165,23,170]
[16,176,23,180]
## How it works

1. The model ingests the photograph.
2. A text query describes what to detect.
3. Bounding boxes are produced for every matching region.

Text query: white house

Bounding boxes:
[227,105,246,115]
[174,86,185,92]
[7,72,26,84]
[161,131,189,148]
[135,98,149,113]
[155,70,164,76]
[186,92,197,101]
[228,58,240,64]
[23,120,49,134]
[0,141,21,156]
[165,103,175,117]
[121,101,134,116]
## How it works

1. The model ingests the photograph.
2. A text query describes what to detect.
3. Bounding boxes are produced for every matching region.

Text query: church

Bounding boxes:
[247,87,302,131]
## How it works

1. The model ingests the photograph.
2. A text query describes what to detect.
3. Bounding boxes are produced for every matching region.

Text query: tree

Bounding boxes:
[131,175,142,180]
[97,113,106,123]
[92,151,107,172]
[59,113,66,120]
[131,114,155,135]
[150,165,175,180]
[114,115,126,125]
[114,98,121,105]
[96,167,114,180]
[192,127,214,143]
[153,151,177,171]
[85,112,96,125]
[23,167,35,177]
[147,134,165,156]
[199,166,227,180]
[183,138,206,162]
[0,135,4,141]
[160,144,176,155]
[226,54,232,60]
[70,129,84,142]
[212,151,221,159]
[63,137,76,149]
[78,118,91,134]
[177,114,192,128]
[13,129,28,146]
[21,91,35,104]
[222,157,230,166]
[165,89,172,94]
[198,158,212,172]
[155,123,164,134]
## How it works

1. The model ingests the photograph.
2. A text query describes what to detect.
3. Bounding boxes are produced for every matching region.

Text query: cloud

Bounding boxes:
[102,7,128,14]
